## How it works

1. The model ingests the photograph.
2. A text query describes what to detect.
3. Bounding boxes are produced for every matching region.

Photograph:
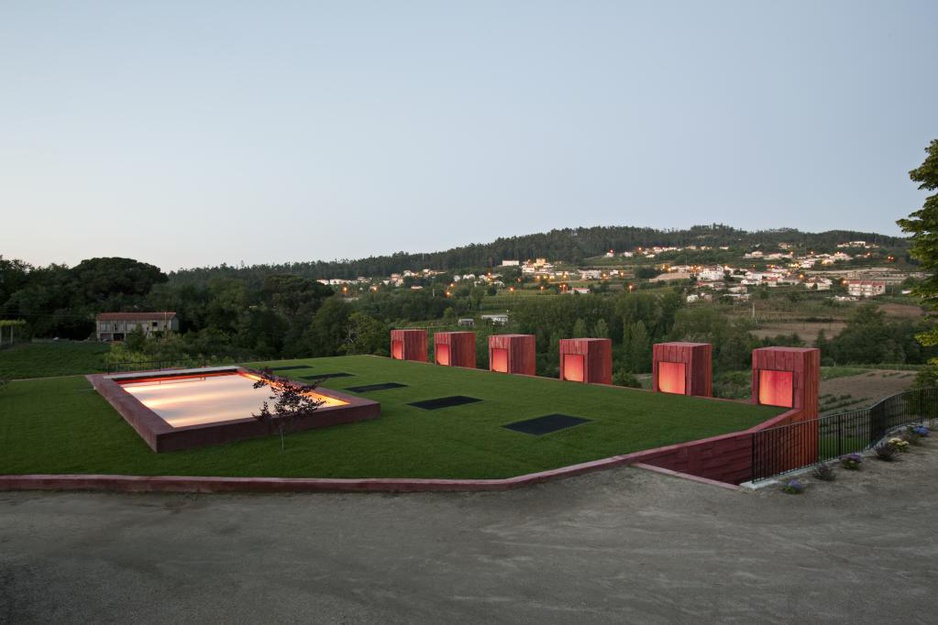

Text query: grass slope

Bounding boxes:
[0,355,782,479]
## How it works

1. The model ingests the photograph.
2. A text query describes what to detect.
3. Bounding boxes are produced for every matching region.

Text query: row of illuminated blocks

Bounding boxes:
[390,330,820,410]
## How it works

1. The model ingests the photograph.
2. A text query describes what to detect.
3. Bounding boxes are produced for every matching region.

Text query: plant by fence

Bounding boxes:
[751,387,938,481]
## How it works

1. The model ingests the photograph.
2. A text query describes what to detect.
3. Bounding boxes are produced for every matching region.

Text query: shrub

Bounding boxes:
[781,479,805,494]
[812,463,837,481]
[840,453,863,470]
[874,443,898,461]
[612,370,642,389]
[906,425,929,445]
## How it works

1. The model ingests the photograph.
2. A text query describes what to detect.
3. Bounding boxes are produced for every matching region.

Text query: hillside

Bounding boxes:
[168,224,910,284]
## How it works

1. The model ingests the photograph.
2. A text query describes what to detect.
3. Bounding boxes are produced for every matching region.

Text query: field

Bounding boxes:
[0,341,110,379]
[819,368,919,414]
[0,355,782,479]
[731,298,925,342]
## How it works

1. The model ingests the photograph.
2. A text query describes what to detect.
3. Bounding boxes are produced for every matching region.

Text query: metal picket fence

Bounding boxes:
[751,387,938,481]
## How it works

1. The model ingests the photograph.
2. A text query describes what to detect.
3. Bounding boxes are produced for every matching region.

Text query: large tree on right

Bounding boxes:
[897,139,938,370]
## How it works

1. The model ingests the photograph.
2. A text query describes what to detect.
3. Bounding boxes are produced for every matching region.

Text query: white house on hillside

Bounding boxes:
[846,280,886,298]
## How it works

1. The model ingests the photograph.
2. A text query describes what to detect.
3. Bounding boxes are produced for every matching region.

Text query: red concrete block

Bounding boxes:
[434,331,476,368]
[559,338,612,384]
[488,334,536,376]
[752,347,821,470]
[652,342,712,397]
[751,347,820,417]
[390,329,428,362]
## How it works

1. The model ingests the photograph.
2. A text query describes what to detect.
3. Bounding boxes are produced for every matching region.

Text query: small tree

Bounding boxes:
[250,368,324,452]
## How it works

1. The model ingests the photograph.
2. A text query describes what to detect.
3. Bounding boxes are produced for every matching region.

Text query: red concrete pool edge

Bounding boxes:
[86,368,381,452]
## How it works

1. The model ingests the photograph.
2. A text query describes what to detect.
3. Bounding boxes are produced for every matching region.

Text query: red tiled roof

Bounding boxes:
[95,312,177,321]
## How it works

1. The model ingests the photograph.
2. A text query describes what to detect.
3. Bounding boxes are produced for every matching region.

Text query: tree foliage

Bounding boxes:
[250,368,324,452]
[898,139,938,369]
[898,139,938,293]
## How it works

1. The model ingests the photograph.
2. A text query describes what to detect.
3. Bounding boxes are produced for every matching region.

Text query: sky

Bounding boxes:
[2,1,937,272]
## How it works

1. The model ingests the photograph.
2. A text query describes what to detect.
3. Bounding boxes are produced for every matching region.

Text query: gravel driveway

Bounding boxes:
[3,444,937,624]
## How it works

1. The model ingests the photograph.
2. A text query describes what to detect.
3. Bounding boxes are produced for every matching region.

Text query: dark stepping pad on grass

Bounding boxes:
[300,372,353,380]
[409,396,482,410]
[268,365,310,371]
[503,414,591,435]
[346,382,408,393]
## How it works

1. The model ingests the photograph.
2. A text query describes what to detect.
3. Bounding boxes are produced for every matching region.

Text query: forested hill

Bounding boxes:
[169,224,909,284]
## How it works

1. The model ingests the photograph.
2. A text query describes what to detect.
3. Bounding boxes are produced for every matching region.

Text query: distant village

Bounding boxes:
[316,239,924,304]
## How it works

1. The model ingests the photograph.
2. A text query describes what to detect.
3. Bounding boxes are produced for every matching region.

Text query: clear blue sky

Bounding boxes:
[2,1,936,272]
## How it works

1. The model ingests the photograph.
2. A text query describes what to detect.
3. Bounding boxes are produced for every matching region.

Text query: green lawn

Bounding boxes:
[0,341,110,379]
[0,355,783,479]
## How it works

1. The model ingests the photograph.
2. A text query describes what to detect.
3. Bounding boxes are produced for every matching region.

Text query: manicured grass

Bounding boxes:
[0,341,110,379]
[0,355,783,479]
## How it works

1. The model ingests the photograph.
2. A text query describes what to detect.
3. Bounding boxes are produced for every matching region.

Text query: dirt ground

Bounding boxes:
[4,438,938,624]
[751,301,925,341]
[750,320,846,340]
[877,302,928,319]
[755,423,937,502]
[819,369,918,412]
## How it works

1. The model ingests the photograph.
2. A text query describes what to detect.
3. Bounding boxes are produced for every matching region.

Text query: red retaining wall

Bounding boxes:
[636,407,804,484]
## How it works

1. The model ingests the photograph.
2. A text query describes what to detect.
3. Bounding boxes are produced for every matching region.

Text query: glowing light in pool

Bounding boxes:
[121,372,347,428]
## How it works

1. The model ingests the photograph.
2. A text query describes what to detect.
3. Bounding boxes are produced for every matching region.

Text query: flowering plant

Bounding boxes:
[912,425,929,437]
[781,479,805,494]
[888,437,910,451]
[840,453,863,470]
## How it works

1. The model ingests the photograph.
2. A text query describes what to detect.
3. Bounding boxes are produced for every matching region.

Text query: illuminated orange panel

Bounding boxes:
[391,340,404,360]
[436,344,451,366]
[759,370,794,407]
[658,361,686,395]
[563,354,585,382]
[491,348,509,373]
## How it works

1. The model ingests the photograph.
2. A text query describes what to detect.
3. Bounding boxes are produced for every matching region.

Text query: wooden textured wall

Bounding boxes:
[434,332,476,368]
[751,347,821,470]
[652,342,712,397]
[488,334,536,375]
[559,338,612,384]
[751,347,820,416]
[389,329,428,362]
